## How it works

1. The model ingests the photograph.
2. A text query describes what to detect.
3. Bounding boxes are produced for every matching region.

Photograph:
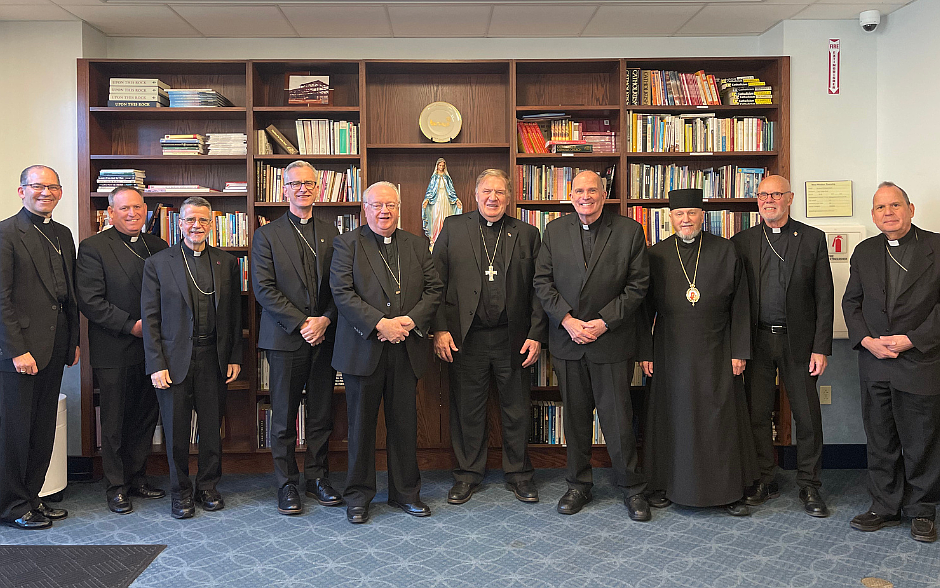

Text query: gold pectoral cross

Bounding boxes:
[485,265,498,282]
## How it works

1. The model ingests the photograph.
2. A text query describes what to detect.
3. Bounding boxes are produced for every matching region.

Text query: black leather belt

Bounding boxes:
[758,323,787,334]
[192,335,216,346]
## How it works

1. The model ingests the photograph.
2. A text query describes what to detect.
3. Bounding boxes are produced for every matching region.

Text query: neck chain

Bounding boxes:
[34,224,61,256]
[762,226,785,262]
[181,244,215,296]
[289,218,317,258]
[479,219,503,282]
[121,233,153,261]
[885,229,917,272]
[675,235,703,307]
[377,235,401,295]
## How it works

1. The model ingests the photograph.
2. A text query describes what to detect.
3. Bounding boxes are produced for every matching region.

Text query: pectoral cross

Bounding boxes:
[485,264,498,282]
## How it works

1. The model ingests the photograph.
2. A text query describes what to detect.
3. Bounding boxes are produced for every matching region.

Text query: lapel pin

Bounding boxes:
[794,232,798,236]
[508,232,511,237]
[320,238,324,242]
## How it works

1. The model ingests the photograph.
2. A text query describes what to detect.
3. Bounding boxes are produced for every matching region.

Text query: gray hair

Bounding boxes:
[19,165,60,186]
[474,169,512,197]
[180,196,212,216]
[364,181,401,203]
[878,181,910,205]
[108,186,142,207]
[284,160,318,177]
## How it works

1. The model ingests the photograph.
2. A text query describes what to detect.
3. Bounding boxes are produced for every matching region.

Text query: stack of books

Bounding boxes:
[144,185,218,193]
[719,76,773,105]
[159,134,206,156]
[167,88,234,108]
[223,181,248,193]
[96,169,145,192]
[206,133,247,155]
[107,78,169,107]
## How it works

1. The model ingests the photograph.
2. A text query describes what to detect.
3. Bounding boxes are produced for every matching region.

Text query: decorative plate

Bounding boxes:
[419,102,462,143]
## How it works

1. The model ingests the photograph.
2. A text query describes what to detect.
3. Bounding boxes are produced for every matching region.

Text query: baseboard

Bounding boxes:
[777,443,867,470]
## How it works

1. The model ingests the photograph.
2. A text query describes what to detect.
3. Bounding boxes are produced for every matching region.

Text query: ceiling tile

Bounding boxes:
[281,4,391,37]
[488,3,599,37]
[387,3,491,37]
[582,4,704,37]
[0,3,75,18]
[810,0,908,4]
[793,3,904,19]
[0,0,54,6]
[61,4,198,36]
[678,3,805,35]
[170,4,295,37]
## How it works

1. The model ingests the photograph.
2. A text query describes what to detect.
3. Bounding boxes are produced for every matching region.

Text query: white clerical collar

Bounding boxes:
[300,217,309,224]
[193,250,202,257]
[130,235,139,242]
[582,224,589,230]
[43,217,51,224]
[888,239,899,247]
[487,221,493,227]
[383,236,392,244]
[681,237,695,244]
[772,227,781,234]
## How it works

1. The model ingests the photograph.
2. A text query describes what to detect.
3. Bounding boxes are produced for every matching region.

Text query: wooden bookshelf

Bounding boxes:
[77,56,791,475]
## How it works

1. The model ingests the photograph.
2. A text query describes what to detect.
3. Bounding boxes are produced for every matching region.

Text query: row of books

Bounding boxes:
[146,204,249,248]
[257,399,307,449]
[255,163,362,203]
[515,209,565,233]
[257,351,345,392]
[237,256,249,292]
[625,112,774,153]
[258,120,359,156]
[529,403,607,446]
[517,119,619,155]
[626,69,722,107]
[627,164,766,200]
[515,164,616,201]
[107,78,169,108]
[625,206,761,245]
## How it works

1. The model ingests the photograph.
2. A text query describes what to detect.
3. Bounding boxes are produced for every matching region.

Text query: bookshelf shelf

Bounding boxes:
[253,154,360,161]
[89,107,247,120]
[624,151,777,158]
[253,106,360,114]
[516,152,621,160]
[254,201,361,207]
[367,143,510,152]
[516,199,621,206]
[90,154,247,161]
[625,105,777,113]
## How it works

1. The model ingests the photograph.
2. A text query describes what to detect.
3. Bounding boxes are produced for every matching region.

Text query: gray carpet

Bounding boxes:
[0,469,936,587]
[0,545,164,588]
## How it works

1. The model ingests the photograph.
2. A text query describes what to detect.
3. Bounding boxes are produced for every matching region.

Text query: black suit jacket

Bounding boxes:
[842,225,940,395]
[732,219,834,361]
[141,244,243,383]
[0,208,79,371]
[252,213,338,351]
[533,210,650,363]
[76,228,169,368]
[431,211,547,368]
[330,225,443,378]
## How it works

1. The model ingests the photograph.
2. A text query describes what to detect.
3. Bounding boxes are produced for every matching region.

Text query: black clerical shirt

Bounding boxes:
[473,215,508,328]
[287,211,319,315]
[580,212,603,268]
[182,244,216,338]
[27,209,68,304]
[373,230,402,317]
[758,220,790,326]
[885,228,916,314]
[116,229,152,333]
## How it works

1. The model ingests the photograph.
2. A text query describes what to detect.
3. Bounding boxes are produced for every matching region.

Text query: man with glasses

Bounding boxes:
[330,181,442,524]
[76,186,169,515]
[0,165,80,529]
[142,196,242,519]
[432,169,546,505]
[732,175,833,517]
[252,161,341,515]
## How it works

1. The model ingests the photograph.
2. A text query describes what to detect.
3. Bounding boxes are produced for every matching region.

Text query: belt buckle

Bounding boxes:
[771,325,784,334]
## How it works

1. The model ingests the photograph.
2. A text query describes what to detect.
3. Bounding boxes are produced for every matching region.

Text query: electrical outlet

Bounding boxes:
[820,385,832,405]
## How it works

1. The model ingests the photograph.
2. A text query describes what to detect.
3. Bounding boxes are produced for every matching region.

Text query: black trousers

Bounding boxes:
[0,312,70,521]
[96,362,160,499]
[745,329,824,489]
[449,326,533,485]
[266,343,336,489]
[155,344,226,498]
[344,343,420,508]
[553,355,646,497]
[862,380,940,519]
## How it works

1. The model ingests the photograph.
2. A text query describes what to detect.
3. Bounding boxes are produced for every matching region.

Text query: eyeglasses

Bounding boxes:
[365,202,399,211]
[756,191,790,201]
[480,189,507,198]
[22,183,62,192]
[181,217,212,226]
[285,180,317,190]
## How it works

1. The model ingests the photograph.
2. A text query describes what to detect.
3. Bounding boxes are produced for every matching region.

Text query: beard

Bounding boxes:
[675,226,702,242]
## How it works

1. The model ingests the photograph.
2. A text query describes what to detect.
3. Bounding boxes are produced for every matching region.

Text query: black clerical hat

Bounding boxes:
[668,188,703,209]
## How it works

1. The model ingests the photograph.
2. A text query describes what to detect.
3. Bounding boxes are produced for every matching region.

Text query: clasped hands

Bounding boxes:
[300,316,330,346]
[562,314,607,346]
[376,316,415,344]
[862,334,913,359]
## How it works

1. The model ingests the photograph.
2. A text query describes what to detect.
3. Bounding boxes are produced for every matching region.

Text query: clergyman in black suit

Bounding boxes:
[142,196,243,519]
[843,181,940,543]
[731,174,834,517]
[76,186,169,515]
[432,169,546,505]
[252,160,342,515]
[0,165,80,530]
[533,170,652,521]
[330,181,443,524]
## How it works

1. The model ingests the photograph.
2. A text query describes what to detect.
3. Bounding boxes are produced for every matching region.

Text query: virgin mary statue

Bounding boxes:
[422,158,462,249]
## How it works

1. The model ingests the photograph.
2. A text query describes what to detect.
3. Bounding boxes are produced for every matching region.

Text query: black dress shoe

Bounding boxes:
[278,484,303,516]
[625,493,651,522]
[108,493,133,515]
[447,481,481,505]
[388,499,431,517]
[194,489,225,511]
[647,490,672,509]
[347,505,369,524]
[725,499,751,517]
[171,495,195,519]
[2,510,52,530]
[556,489,592,515]
[305,478,344,506]
[799,487,829,518]
[850,510,901,532]
[911,517,937,543]
[507,480,539,503]
[744,481,780,506]
[129,484,166,500]
[37,501,67,520]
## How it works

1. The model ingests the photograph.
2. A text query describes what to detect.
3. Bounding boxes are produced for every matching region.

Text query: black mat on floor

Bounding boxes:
[0,545,165,588]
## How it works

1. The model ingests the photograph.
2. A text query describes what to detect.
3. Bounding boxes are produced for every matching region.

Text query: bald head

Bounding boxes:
[756,174,794,228]
[570,170,607,225]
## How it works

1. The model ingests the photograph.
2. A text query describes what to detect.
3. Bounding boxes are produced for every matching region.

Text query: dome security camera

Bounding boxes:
[860,10,881,32]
